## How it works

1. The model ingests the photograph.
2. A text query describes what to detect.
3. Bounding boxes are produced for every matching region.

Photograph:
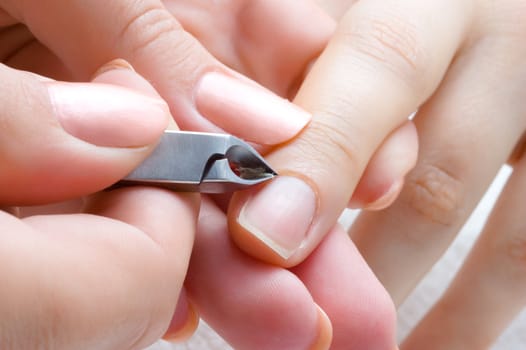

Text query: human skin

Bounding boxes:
[0,61,200,349]
[0,1,404,349]
[223,0,526,349]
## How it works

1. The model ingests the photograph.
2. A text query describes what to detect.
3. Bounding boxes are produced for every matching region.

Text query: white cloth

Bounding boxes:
[148,166,525,350]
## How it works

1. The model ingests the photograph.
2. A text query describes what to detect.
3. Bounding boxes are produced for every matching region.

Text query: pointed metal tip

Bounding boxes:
[225,145,277,180]
[199,144,277,193]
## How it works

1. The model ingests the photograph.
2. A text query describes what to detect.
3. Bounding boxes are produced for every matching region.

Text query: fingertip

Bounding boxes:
[196,71,311,145]
[349,179,405,211]
[0,62,172,205]
[310,305,333,350]
[163,293,199,343]
[349,121,418,210]
[48,59,171,149]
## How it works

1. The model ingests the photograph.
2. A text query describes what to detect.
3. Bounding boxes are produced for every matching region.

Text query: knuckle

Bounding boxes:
[116,2,184,57]
[300,116,363,179]
[338,14,428,94]
[403,163,465,226]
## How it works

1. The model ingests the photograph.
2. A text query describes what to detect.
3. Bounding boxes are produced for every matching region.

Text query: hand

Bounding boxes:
[0,1,409,348]
[3,187,199,350]
[183,199,396,350]
[0,1,362,348]
[0,54,204,350]
[164,2,400,349]
[0,0,322,145]
[0,1,326,347]
[224,0,526,348]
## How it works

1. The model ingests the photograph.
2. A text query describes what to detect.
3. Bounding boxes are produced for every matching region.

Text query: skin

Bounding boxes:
[0,1,401,349]
[6,0,523,348]
[223,0,526,349]
[0,62,199,349]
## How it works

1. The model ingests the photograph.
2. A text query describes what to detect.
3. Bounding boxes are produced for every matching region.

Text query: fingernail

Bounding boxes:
[47,81,169,148]
[347,179,404,210]
[349,121,417,210]
[196,72,311,145]
[162,302,199,343]
[363,179,404,211]
[309,305,333,350]
[237,176,316,259]
[91,58,135,79]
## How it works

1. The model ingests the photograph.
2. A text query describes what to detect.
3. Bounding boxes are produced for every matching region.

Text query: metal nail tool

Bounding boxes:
[115,130,277,193]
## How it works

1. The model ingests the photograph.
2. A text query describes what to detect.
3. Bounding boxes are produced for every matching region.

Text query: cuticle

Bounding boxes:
[275,170,320,239]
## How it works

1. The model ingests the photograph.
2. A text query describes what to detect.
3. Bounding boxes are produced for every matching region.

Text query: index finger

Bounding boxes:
[228,0,474,265]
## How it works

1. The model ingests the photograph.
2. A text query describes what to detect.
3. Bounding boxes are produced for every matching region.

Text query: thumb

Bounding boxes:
[0,60,169,205]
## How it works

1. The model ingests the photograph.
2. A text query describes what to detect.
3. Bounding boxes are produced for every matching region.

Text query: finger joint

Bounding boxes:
[403,163,465,226]
[338,14,428,96]
[116,2,183,59]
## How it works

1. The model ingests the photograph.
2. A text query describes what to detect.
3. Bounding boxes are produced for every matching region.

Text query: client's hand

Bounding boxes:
[222,0,526,348]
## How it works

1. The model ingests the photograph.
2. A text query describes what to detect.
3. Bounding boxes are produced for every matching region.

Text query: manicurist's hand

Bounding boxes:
[0,56,203,349]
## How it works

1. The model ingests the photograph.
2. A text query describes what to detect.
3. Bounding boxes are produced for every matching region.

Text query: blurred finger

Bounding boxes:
[402,150,526,350]
[0,23,71,80]
[350,8,526,303]
[349,121,418,210]
[166,0,335,98]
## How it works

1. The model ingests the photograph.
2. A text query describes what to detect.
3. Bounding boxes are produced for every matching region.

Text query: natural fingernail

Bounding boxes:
[196,72,311,145]
[48,81,169,148]
[363,179,404,211]
[349,179,404,211]
[91,58,134,79]
[310,305,333,350]
[162,302,199,343]
[237,176,316,259]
